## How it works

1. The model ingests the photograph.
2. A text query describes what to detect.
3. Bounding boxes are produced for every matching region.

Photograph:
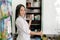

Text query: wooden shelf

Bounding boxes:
[27,7,40,9]
[26,12,40,14]
[26,0,41,39]
[32,20,40,24]
[31,24,40,25]
[27,19,40,21]
[31,35,41,38]
[32,20,40,21]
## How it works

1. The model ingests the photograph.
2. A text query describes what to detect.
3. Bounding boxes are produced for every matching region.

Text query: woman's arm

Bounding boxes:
[29,20,32,27]
[28,15,32,27]
[28,15,42,36]
[30,31,42,36]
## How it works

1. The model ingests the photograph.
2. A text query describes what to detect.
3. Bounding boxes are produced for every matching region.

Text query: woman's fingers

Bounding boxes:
[39,31,43,36]
[29,15,32,20]
[41,31,43,37]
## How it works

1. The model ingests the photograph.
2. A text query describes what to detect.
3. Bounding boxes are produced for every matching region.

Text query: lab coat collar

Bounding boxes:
[19,16,26,20]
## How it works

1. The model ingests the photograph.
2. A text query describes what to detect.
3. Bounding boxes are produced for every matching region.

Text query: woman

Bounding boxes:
[15,4,42,40]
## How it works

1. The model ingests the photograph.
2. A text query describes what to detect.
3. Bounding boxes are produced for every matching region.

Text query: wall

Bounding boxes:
[42,0,58,34]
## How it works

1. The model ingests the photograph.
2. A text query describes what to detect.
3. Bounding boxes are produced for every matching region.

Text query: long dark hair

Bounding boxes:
[15,4,25,20]
[15,4,25,32]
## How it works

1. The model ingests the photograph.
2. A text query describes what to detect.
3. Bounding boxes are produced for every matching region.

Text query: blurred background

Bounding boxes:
[0,0,60,40]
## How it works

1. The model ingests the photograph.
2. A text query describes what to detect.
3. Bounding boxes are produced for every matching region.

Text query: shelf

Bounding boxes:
[27,7,40,9]
[32,20,40,21]
[30,25,41,29]
[26,18,40,21]
[26,12,40,14]
[31,24,40,25]
[26,19,40,21]
[31,35,41,38]
[32,20,40,24]
[26,19,34,20]
[26,19,41,22]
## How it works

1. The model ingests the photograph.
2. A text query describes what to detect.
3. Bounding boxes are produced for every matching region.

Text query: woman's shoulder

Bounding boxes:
[15,16,24,25]
[16,16,22,22]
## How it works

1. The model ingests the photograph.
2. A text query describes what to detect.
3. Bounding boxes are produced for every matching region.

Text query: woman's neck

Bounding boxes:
[19,15,25,18]
[19,15,26,20]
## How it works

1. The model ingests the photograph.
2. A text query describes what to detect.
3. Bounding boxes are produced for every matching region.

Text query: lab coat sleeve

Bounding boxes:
[16,19,31,34]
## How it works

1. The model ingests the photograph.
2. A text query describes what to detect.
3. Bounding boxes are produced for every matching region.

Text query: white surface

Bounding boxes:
[55,0,60,34]
[12,0,26,34]
[42,0,60,34]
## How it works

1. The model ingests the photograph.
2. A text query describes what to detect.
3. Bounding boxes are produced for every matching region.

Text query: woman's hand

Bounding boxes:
[29,14,32,20]
[38,31,43,36]
[37,31,43,36]
[30,31,43,36]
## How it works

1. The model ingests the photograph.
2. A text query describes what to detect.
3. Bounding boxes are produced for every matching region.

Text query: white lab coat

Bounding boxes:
[16,16,31,40]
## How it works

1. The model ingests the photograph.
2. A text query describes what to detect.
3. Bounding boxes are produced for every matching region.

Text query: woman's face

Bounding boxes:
[20,6,25,17]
